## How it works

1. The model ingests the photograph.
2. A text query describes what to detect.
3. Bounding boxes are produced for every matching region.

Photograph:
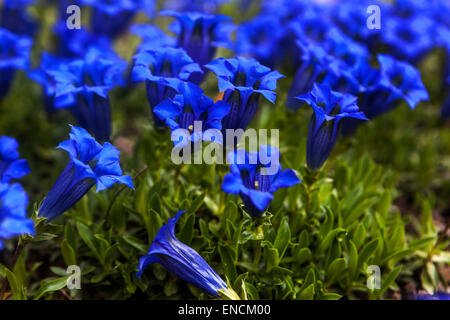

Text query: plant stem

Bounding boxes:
[105,166,149,223]
[0,240,24,300]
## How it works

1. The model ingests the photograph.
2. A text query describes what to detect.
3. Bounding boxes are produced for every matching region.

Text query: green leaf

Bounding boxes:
[326,258,347,286]
[34,276,70,300]
[358,238,379,269]
[0,264,26,300]
[122,235,148,254]
[218,244,237,283]
[61,239,77,266]
[297,284,315,300]
[377,266,402,298]
[274,216,290,259]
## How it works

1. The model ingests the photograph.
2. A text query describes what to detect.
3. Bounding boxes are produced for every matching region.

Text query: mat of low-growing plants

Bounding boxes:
[0,0,449,300]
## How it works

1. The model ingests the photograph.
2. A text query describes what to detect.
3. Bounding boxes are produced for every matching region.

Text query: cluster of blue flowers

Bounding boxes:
[0,0,448,299]
[0,136,34,250]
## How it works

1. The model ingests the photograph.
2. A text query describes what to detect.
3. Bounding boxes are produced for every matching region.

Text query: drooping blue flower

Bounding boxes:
[0,136,30,183]
[130,24,176,52]
[205,57,284,137]
[414,291,450,300]
[137,210,239,299]
[154,82,230,148]
[222,145,301,217]
[286,40,342,110]
[48,46,127,141]
[161,10,234,83]
[132,47,203,127]
[0,182,35,250]
[1,0,37,36]
[297,83,368,170]
[38,126,134,221]
[79,0,155,38]
[0,28,32,99]
[27,53,76,114]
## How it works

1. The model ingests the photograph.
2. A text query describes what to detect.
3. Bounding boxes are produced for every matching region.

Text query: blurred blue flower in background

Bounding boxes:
[80,0,155,38]
[415,291,450,300]
[53,22,112,58]
[27,53,76,115]
[154,82,230,148]
[1,0,37,36]
[163,0,229,14]
[0,28,32,99]
[48,47,127,141]
[222,145,300,217]
[298,83,367,170]
[38,126,133,221]
[137,210,239,299]
[161,11,234,83]
[130,24,176,52]
[0,136,30,184]
[205,57,284,136]
[132,47,203,127]
[0,182,35,250]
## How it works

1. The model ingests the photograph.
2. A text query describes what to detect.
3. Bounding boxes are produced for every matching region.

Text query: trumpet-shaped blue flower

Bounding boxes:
[381,15,434,63]
[161,11,233,83]
[0,28,32,99]
[0,182,35,250]
[1,0,37,36]
[132,47,203,127]
[154,82,230,148]
[49,47,127,141]
[0,136,31,183]
[286,40,342,110]
[442,94,450,119]
[235,15,286,69]
[376,54,429,113]
[222,146,300,217]
[53,22,112,58]
[297,83,368,170]
[205,57,284,135]
[80,0,155,38]
[27,53,75,114]
[137,211,238,299]
[130,24,176,52]
[38,126,134,221]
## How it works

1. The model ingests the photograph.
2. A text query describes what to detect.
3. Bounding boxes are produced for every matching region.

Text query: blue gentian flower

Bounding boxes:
[415,291,450,300]
[38,126,134,221]
[222,146,300,217]
[49,47,127,141]
[53,22,112,58]
[235,15,285,69]
[381,15,434,63]
[80,0,155,38]
[130,24,176,52]
[161,11,234,83]
[375,54,429,114]
[0,136,30,183]
[286,40,342,110]
[132,47,203,127]
[1,0,37,36]
[27,53,75,114]
[137,210,239,299]
[0,28,32,99]
[0,182,35,250]
[205,57,284,135]
[297,83,368,170]
[154,82,230,148]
